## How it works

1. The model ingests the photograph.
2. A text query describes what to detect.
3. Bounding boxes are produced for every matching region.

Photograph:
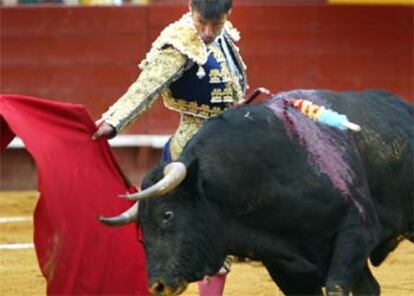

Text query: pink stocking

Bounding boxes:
[197,273,227,296]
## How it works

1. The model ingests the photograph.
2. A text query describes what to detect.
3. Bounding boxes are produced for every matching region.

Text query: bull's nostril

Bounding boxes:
[155,282,164,293]
[149,280,167,296]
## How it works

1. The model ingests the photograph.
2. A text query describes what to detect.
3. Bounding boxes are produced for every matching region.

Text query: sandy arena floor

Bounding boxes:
[0,191,413,296]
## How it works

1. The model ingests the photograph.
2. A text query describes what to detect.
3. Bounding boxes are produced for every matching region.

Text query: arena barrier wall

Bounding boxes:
[1,2,412,189]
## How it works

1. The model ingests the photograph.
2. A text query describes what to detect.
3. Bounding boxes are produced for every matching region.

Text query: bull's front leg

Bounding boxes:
[352,264,380,296]
[325,211,378,296]
[263,261,324,295]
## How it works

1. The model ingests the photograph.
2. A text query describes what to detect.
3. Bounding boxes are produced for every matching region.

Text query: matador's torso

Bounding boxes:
[102,13,247,159]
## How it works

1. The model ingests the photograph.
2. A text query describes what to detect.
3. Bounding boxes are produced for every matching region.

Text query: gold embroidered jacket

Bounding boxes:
[101,12,247,159]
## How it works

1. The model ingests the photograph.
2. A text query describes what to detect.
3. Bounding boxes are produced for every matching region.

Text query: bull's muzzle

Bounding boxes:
[149,279,188,296]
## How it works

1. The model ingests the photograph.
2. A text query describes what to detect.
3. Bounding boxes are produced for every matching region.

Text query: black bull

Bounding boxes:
[101,90,413,296]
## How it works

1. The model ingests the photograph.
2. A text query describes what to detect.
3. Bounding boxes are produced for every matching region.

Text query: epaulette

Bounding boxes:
[224,20,241,42]
[140,13,241,69]
[140,13,207,68]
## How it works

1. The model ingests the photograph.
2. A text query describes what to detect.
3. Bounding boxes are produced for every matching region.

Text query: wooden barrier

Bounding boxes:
[1,3,412,136]
[1,3,412,189]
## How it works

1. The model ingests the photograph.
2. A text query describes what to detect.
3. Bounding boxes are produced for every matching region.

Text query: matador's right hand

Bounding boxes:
[92,120,116,140]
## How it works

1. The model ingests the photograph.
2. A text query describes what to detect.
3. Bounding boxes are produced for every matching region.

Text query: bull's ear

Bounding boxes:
[184,158,199,179]
[179,158,199,191]
[141,164,164,189]
[179,158,199,200]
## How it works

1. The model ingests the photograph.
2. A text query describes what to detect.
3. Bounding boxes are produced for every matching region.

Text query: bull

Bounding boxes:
[100,89,413,296]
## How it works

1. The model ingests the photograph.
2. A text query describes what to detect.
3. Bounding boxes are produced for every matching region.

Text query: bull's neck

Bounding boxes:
[224,220,300,262]
[224,220,265,260]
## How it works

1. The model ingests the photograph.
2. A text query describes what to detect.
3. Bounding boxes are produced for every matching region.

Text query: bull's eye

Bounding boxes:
[162,210,174,224]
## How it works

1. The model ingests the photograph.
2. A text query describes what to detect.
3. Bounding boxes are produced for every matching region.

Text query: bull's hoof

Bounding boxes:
[325,284,350,296]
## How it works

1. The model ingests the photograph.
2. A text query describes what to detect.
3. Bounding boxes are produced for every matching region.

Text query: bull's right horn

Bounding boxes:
[121,162,187,201]
[98,202,139,226]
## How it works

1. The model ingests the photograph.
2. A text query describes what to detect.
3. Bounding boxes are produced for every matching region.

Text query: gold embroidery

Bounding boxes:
[196,65,206,79]
[207,46,232,84]
[102,47,186,133]
[209,45,226,63]
[211,88,222,103]
[141,13,243,71]
[169,114,206,160]
[141,13,207,68]
[220,66,232,82]
[224,21,241,42]
[211,86,234,103]
[163,95,224,118]
[232,79,244,104]
[209,69,221,83]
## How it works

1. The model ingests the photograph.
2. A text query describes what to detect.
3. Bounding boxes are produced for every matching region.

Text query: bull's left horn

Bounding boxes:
[98,202,139,226]
[121,162,187,201]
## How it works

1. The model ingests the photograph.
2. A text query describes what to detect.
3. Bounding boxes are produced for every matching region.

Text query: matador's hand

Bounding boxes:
[92,121,116,140]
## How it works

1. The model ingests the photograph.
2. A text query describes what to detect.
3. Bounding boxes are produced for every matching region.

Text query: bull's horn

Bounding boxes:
[121,162,187,201]
[98,202,139,226]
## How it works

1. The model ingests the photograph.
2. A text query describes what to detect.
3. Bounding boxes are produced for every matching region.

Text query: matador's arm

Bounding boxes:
[101,46,187,134]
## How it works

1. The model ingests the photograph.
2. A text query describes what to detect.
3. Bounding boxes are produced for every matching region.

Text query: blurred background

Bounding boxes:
[1,0,413,190]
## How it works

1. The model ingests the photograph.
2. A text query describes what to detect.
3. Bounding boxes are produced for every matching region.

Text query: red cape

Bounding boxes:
[0,95,148,295]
